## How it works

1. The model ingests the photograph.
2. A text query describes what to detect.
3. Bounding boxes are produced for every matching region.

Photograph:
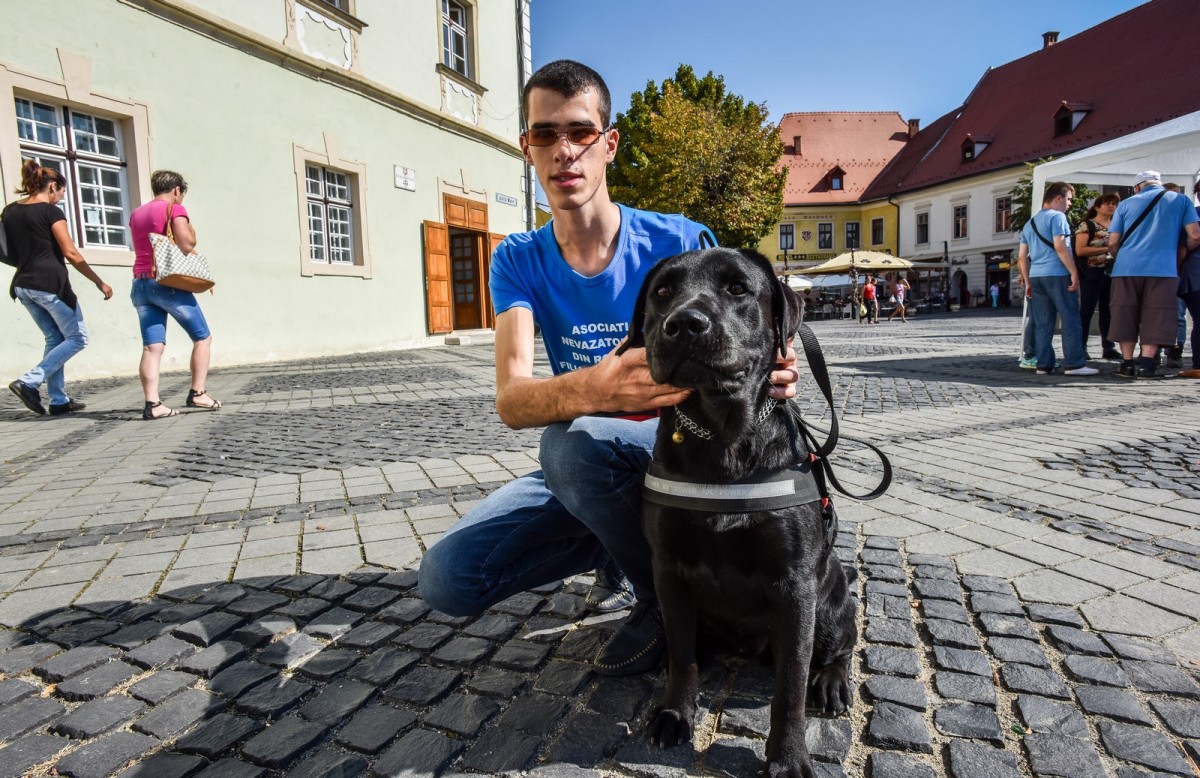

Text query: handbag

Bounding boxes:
[147,203,214,293]
[0,218,12,268]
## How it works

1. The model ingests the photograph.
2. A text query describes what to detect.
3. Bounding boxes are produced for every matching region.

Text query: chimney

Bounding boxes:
[793,135,802,156]
[907,119,920,138]
[1042,31,1059,48]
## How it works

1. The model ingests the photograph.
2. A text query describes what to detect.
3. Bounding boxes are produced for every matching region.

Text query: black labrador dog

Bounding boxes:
[620,247,856,778]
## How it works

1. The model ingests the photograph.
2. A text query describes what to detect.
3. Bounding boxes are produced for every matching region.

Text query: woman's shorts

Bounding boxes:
[131,278,211,346]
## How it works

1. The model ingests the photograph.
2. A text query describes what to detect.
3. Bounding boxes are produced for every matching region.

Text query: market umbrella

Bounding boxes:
[786,275,813,290]
[800,250,914,275]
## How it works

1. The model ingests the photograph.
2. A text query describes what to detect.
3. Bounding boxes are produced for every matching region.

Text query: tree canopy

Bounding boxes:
[1010,159,1098,233]
[609,65,786,248]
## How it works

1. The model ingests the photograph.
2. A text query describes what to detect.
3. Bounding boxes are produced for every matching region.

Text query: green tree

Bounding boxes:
[1010,159,1098,233]
[609,65,786,248]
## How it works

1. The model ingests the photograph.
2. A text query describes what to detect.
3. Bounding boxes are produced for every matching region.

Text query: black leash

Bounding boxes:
[792,323,893,502]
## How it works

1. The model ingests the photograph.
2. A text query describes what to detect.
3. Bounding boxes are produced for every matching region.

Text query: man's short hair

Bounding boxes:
[1043,181,1073,204]
[522,59,612,128]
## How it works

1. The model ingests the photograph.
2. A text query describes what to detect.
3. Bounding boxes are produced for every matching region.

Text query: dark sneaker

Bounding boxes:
[1101,348,1122,360]
[1116,361,1137,379]
[8,381,45,415]
[49,399,86,416]
[1136,366,1164,380]
[1165,346,1184,368]
[585,563,636,613]
[594,601,665,676]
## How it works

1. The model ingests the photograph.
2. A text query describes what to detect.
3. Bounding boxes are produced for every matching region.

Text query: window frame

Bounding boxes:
[994,195,1012,234]
[1,60,150,267]
[952,203,969,240]
[870,217,884,246]
[293,142,372,279]
[915,211,930,245]
[779,223,795,252]
[845,221,860,250]
[817,222,833,250]
[441,0,473,80]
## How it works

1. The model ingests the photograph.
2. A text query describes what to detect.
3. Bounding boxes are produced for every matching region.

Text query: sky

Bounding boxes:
[529,0,1148,126]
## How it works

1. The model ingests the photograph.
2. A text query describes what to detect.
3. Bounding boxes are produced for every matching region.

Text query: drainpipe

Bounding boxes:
[516,0,533,230]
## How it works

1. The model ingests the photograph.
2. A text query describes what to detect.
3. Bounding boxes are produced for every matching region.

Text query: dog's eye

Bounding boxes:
[727,282,747,296]
[654,285,672,299]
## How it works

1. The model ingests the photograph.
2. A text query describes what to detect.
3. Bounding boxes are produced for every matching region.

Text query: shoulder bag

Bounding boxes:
[0,205,13,268]
[148,203,214,293]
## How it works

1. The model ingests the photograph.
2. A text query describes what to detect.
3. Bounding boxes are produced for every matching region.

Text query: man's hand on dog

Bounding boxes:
[593,342,691,411]
[768,340,800,400]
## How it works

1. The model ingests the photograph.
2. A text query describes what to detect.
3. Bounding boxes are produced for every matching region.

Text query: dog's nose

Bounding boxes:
[663,308,711,340]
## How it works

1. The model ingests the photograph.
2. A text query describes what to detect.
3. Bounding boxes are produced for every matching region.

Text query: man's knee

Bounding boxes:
[416,542,487,618]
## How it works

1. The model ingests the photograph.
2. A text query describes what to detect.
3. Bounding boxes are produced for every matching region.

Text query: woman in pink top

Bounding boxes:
[129,170,219,419]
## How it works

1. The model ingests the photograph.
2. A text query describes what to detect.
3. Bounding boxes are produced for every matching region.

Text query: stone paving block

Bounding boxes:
[172,612,244,647]
[460,725,540,774]
[125,635,196,670]
[132,688,224,740]
[987,636,1050,667]
[865,701,931,753]
[113,751,207,778]
[175,712,265,759]
[425,692,501,737]
[1001,664,1072,700]
[1123,660,1200,697]
[128,670,195,705]
[235,677,314,720]
[51,695,146,739]
[932,646,991,677]
[1076,685,1153,726]
[337,620,400,651]
[258,632,324,670]
[383,666,462,707]
[289,749,368,778]
[0,695,65,743]
[175,639,246,678]
[373,727,463,777]
[934,671,996,706]
[1096,719,1194,774]
[933,702,1003,745]
[868,751,938,778]
[302,607,362,640]
[1062,654,1131,687]
[863,645,921,678]
[335,703,416,754]
[54,731,159,778]
[297,678,375,726]
[240,716,327,769]
[207,661,275,700]
[0,733,70,776]
[56,660,141,701]
[33,645,120,683]
[231,615,296,648]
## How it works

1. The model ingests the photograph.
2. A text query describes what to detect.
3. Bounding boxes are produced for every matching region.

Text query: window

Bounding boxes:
[916,212,929,245]
[15,97,129,248]
[994,196,1012,233]
[779,223,795,252]
[845,222,860,249]
[305,164,354,264]
[319,0,348,9]
[952,204,968,239]
[818,222,833,250]
[441,0,471,78]
[871,218,884,246]
[830,175,843,190]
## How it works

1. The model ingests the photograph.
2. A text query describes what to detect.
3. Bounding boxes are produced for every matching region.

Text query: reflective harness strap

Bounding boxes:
[643,459,822,513]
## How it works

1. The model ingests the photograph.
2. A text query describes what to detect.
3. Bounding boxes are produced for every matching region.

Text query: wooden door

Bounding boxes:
[485,232,505,329]
[423,221,452,334]
[450,230,481,330]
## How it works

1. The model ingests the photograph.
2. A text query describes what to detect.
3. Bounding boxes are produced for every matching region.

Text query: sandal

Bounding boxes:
[143,401,179,420]
[186,389,222,410]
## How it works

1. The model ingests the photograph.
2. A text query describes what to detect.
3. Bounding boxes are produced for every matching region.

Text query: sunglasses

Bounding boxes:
[524,125,610,147]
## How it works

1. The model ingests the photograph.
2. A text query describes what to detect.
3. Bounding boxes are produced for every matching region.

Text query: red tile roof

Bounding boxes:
[776,112,910,205]
[862,0,1200,201]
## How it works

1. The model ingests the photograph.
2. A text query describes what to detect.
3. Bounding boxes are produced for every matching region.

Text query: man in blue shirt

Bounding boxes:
[1107,171,1200,379]
[1017,182,1097,376]
[418,61,799,675]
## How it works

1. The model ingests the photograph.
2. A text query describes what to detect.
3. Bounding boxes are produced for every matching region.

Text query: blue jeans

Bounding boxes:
[1022,300,1036,359]
[1177,298,1188,348]
[131,278,210,345]
[15,287,89,406]
[1029,275,1086,370]
[419,416,657,616]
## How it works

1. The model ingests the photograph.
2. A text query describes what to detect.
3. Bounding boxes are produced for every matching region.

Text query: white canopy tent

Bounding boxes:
[1031,110,1200,207]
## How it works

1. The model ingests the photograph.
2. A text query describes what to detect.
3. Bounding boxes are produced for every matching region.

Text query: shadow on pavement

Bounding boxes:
[0,569,848,777]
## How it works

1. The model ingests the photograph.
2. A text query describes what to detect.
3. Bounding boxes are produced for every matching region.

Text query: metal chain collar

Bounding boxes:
[671,400,782,444]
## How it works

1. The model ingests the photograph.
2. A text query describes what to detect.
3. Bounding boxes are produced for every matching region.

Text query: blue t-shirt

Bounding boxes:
[1110,185,1199,277]
[489,204,713,375]
[1020,209,1071,277]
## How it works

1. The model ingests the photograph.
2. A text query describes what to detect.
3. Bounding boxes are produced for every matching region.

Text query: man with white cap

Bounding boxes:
[1107,171,1200,378]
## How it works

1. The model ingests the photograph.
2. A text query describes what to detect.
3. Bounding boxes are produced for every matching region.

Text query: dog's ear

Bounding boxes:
[616,259,658,355]
[737,249,800,359]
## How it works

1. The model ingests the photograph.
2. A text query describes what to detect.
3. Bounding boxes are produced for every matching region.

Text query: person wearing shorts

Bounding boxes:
[1107,171,1200,379]
[128,170,221,418]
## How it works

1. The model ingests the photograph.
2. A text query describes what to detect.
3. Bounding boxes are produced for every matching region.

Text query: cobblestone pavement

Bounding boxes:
[1,309,1200,777]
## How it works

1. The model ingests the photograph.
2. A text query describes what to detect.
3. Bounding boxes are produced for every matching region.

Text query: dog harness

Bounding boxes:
[643,459,823,513]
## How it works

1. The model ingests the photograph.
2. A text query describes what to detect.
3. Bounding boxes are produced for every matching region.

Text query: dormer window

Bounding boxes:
[1054,102,1092,136]
[960,134,993,163]
[826,166,845,191]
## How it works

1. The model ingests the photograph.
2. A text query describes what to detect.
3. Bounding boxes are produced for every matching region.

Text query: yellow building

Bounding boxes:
[757,112,912,275]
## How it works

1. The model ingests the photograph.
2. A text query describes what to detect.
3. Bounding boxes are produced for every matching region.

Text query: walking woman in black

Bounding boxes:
[4,160,112,416]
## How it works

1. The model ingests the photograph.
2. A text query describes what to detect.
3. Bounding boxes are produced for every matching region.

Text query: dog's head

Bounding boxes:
[618,248,802,393]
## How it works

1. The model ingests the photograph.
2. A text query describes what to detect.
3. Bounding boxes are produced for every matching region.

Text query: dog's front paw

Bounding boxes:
[647,705,694,748]
[809,662,852,715]
[765,759,815,778]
